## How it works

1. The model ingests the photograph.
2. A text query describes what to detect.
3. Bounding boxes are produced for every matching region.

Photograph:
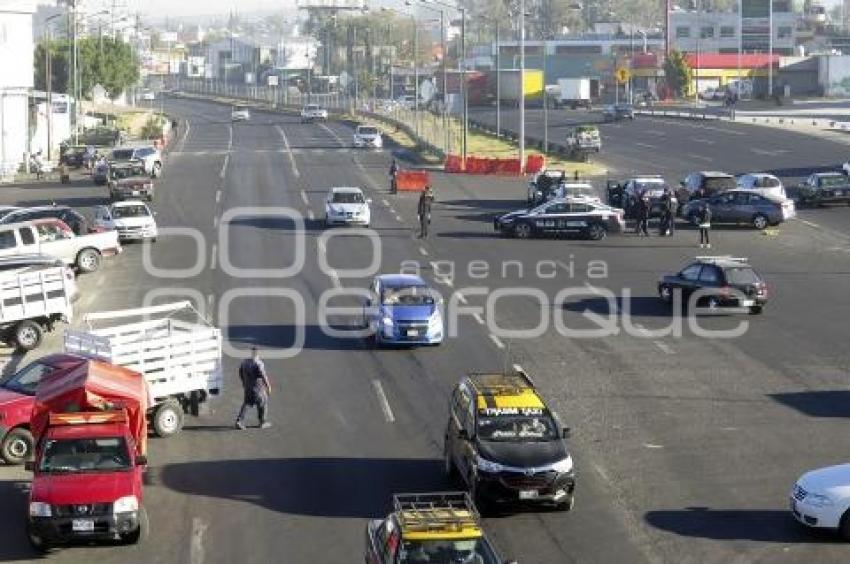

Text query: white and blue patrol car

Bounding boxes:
[495,197,625,241]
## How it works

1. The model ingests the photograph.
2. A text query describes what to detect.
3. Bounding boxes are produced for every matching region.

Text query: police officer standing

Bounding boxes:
[235,347,273,430]
[389,159,399,193]
[635,192,650,237]
[417,186,434,238]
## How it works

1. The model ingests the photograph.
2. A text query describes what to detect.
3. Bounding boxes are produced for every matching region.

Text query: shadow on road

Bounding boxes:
[644,507,840,543]
[226,324,368,352]
[769,391,850,418]
[159,457,445,518]
[562,296,671,318]
[0,479,42,561]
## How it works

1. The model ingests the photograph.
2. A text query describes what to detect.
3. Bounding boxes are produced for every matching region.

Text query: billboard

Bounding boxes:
[296,0,366,9]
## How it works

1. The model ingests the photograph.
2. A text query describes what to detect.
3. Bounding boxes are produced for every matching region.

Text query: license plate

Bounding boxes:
[407,330,419,337]
[132,190,139,196]
[519,490,539,500]
[72,519,94,532]
[741,299,755,307]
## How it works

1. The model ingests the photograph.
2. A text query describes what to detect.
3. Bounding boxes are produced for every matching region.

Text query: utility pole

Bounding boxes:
[496,21,500,136]
[768,0,774,98]
[413,15,419,136]
[519,0,525,171]
[543,37,548,154]
[461,6,467,167]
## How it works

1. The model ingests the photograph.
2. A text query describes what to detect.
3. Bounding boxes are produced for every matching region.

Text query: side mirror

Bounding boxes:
[458,429,470,441]
[24,461,35,472]
[562,427,571,439]
[136,455,148,466]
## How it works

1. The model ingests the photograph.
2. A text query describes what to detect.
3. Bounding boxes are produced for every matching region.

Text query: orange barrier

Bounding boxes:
[443,154,528,176]
[444,154,464,173]
[526,154,545,174]
[396,170,430,191]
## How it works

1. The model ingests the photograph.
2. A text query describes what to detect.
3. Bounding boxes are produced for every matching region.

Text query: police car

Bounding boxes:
[494,197,625,240]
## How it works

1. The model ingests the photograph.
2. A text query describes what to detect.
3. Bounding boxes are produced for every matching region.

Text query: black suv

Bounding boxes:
[678,171,737,205]
[658,256,767,314]
[444,371,575,512]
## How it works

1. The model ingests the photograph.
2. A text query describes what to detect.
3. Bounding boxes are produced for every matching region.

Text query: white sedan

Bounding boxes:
[790,463,850,539]
[231,106,251,121]
[353,125,383,149]
[324,187,371,227]
[93,200,158,242]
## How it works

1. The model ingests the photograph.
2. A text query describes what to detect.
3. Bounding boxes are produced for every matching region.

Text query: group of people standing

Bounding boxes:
[632,188,712,248]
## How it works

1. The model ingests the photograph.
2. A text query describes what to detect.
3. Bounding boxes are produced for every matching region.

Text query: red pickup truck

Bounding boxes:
[25,359,149,551]
[0,354,86,464]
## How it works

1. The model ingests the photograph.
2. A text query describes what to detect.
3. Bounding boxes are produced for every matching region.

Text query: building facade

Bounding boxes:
[1,0,36,180]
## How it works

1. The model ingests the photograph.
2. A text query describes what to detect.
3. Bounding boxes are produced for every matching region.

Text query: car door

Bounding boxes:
[454,385,476,480]
[565,202,591,234]
[93,206,113,231]
[676,263,703,297]
[710,192,735,223]
[729,191,754,223]
[696,264,722,301]
[35,222,74,263]
[535,202,569,234]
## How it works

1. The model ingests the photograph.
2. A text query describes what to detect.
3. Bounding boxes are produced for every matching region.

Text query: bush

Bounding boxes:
[140,115,165,140]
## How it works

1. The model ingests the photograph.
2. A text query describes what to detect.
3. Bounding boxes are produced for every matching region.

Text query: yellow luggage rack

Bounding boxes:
[467,370,536,397]
[393,492,482,537]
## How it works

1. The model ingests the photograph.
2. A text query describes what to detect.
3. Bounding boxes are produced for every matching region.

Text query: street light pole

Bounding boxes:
[461,6,467,167]
[495,22,500,137]
[519,0,525,171]
[414,15,419,137]
[543,37,548,154]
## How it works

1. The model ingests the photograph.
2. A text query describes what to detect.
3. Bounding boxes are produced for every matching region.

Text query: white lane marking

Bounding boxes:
[300,190,309,205]
[418,246,429,256]
[180,119,191,150]
[190,517,207,564]
[489,334,506,349]
[317,238,326,254]
[319,122,348,148]
[472,312,485,325]
[691,137,715,145]
[395,215,404,222]
[653,341,674,354]
[381,199,390,207]
[207,293,214,313]
[644,130,666,136]
[455,291,468,304]
[372,380,396,423]
[210,243,218,270]
[307,209,316,221]
[275,124,301,178]
[635,142,656,149]
[213,216,219,228]
[215,190,222,203]
[633,323,651,336]
[512,363,524,373]
[228,124,233,150]
[219,153,229,179]
[643,443,664,449]
[800,219,820,229]
[686,153,712,162]
[721,427,739,432]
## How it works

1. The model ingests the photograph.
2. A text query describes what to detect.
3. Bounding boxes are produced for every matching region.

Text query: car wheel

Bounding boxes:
[586,223,606,241]
[659,285,673,303]
[27,526,50,554]
[752,214,769,230]
[76,247,102,273]
[1,427,34,465]
[513,222,533,239]
[556,493,575,512]
[840,510,850,540]
[14,321,43,351]
[153,400,184,438]
[749,305,763,315]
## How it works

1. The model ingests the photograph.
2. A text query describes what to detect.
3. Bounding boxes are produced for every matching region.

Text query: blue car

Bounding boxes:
[363,274,444,346]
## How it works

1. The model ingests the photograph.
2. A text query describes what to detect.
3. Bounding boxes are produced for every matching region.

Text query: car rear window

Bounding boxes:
[819,176,850,188]
[112,149,134,160]
[704,177,736,191]
[725,267,762,285]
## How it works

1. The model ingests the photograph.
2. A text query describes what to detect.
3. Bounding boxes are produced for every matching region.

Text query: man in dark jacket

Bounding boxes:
[635,192,650,237]
[389,159,399,193]
[697,202,712,249]
[418,186,434,238]
[235,347,273,429]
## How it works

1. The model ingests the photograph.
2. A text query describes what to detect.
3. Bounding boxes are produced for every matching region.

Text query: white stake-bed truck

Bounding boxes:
[63,301,222,437]
[0,267,75,350]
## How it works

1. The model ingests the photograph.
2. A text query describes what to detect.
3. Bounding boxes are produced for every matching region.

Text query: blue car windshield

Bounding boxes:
[382,286,435,306]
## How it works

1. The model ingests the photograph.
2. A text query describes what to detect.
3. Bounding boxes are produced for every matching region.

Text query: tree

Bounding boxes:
[664,49,692,98]
[34,36,140,101]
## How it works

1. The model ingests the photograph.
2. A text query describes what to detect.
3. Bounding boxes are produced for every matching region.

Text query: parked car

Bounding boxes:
[681,190,796,230]
[94,201,158,242]
[108,162,155,201]
[736,173,786,200]
[658,256,768,314]
[791,463,850,540]
[59,145,89,168]
[324,187,371,227]
[0,205,91,236]
[796,172,850,206]
[565,125,601,160]
[0,218,122,273]
[110,145,163,177]
[602,103,635,121]
[353,125,383,148]
[362,274,443,346]
[679,171,737,204]
[618,175,670,218]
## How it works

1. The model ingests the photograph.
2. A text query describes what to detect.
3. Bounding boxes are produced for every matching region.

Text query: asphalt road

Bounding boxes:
[0,96,849,563]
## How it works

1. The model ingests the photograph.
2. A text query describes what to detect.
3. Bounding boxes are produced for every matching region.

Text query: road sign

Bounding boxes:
[268,75,279,87]
[615,67,630,84]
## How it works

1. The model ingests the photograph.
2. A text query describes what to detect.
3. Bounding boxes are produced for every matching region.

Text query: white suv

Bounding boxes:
[94,201,158,242]
[231,106,251,121]
[791,463,850,539]
[301,104,328,122]
[353,125,382,149]
[110,145,163,177]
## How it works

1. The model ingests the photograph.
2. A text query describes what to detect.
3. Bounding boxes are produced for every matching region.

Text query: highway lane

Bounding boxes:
[1,96,849,563]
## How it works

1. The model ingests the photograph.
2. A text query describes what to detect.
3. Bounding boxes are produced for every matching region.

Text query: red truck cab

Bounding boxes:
[26,412,146,550]
[0,354,88,465]
[24,359,149,551]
